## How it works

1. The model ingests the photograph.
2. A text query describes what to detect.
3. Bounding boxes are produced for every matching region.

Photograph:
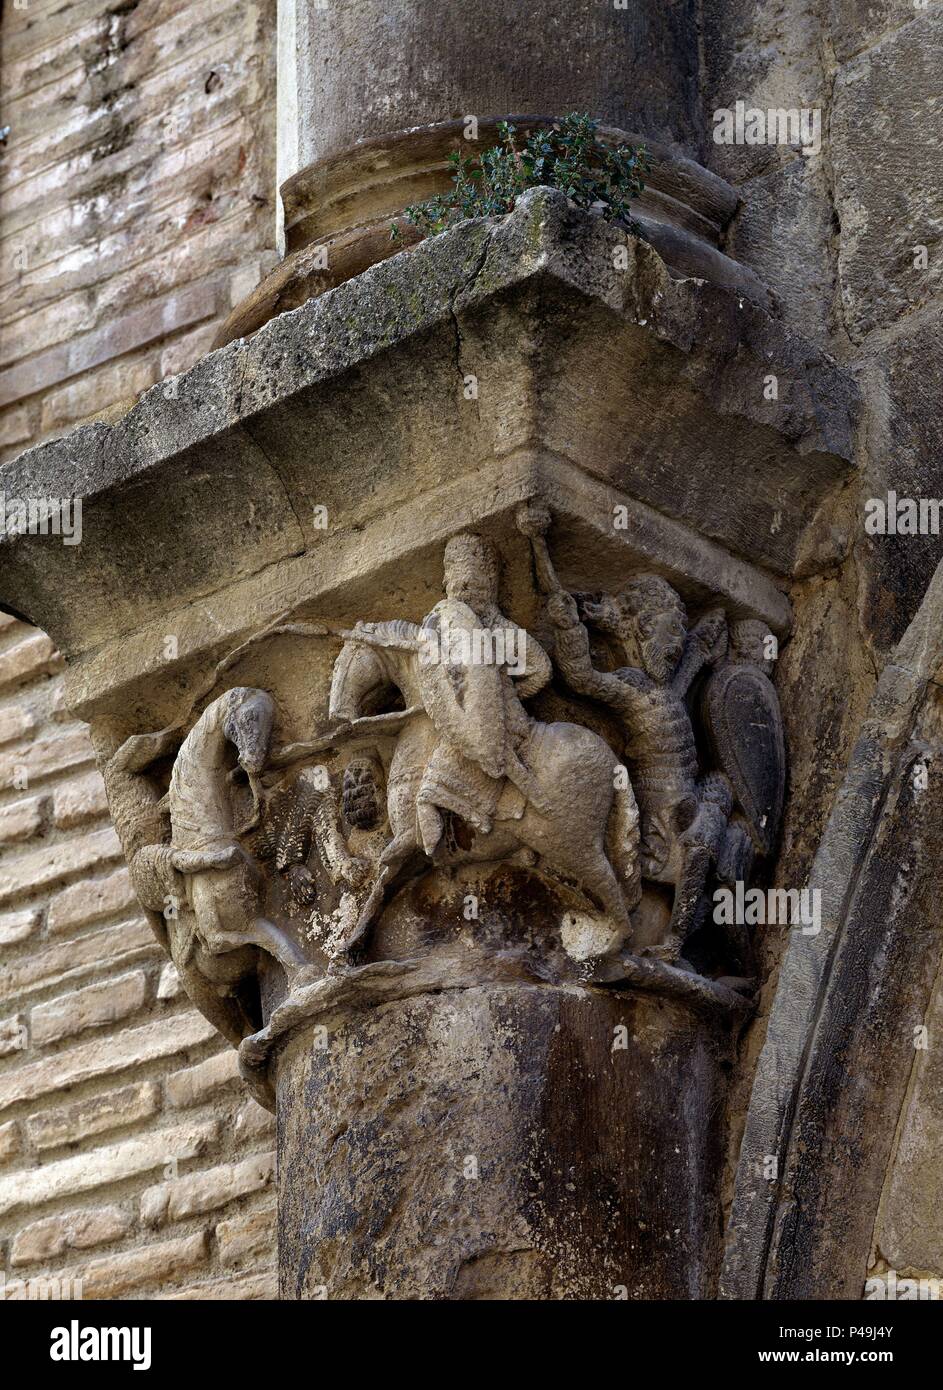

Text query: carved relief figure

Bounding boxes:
[699,622,786,878]
[414,532,554,857]
[168,687,309,978]
[522,506,784,965]
[328,534,641,956]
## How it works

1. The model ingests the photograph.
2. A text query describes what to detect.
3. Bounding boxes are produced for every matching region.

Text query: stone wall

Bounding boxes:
[0,0,277,460]
[705,0,943,1292]
[0,0,279,1298]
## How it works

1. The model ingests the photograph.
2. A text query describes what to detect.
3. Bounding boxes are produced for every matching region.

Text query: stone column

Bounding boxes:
[221,0,763,344]
[280,0,703,182]
[274,975,737,1300]
[2,186,856,1302]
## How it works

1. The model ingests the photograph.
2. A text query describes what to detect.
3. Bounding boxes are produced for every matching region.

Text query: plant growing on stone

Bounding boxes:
[391,113,651,240]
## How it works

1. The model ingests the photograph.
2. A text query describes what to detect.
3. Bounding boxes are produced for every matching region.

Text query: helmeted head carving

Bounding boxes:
[443,533,500,610]
[730,619,775,676]
[616,575,687,682]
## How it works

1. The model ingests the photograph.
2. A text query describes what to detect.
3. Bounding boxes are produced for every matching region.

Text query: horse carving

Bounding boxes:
[168,687,308,980]
[328,619,641,955]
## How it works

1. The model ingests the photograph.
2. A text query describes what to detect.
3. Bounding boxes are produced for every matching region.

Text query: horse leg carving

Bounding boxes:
[248,916,309,973]
[337,828,419,959]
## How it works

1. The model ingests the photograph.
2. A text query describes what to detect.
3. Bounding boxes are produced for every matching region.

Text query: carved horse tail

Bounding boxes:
[606,776,643,910]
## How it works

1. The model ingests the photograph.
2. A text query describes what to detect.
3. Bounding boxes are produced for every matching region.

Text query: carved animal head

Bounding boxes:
[576,591,623,639]
[329,624,398,723]
[442,532,499,610]
[617,575,687,682]
[222,688,275,775]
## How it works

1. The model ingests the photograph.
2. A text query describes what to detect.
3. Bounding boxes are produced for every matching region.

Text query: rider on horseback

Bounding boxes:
[415,532,552,856]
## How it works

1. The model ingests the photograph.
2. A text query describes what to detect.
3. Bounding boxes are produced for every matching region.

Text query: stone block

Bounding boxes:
[0,1012,216,1115]
[832,13,943,341]
[11,1206,133,1267]
[0,1121,219,1217]
[165,1048,241,1108]
[52,770,109,828]
[140,1151,274,1227]
[0,826,122,907]
[0,794,48,845]
[30,969,148,1047]
[27,1081,161,1152]
[47,866,137,935]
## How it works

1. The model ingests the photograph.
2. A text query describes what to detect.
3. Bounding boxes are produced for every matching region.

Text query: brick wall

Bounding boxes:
[0,0,278,459]
[0,0,279,1298]
[0,627,278,1300]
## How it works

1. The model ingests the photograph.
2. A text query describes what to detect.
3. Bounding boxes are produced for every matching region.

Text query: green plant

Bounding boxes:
[391,113,651,241]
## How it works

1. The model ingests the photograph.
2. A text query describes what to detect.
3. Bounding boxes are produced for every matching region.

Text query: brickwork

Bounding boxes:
[0,0,278,459]
[0,0,279,1299]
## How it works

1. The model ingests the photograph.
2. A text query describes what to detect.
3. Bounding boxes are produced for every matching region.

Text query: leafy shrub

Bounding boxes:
[391,113,651,240]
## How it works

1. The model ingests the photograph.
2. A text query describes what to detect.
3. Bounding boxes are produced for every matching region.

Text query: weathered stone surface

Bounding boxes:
[827,0,917,64]
[0,1120,218,1217]
[52,770,109,829]
[74,1231,210,1299]
[0,1119,20,1164]
[11,1205,133,1266]
[0,826,122,906]
[0,1012,27,1058]
[217,1204,276,1268]
[0,1012,216,1114]
[283,1,702,180]
[156,962,182,1000]
[854,313,943,654]
[26,1081,161,1153]
[165,1049,242,1109]
[872,961,943,1273]
[47,865,137,936]
[0,633,59,690]
[0,794,48,845]
[278,981,733,1299]
[30,969,148,1047]
[0,704,35,745]
[725,161,838,343]
[701,0,828,186]
[0,917,155,1002]
[2,190,855,683]
[722,555,943,1298]
[233,1100,275,1142]
[0,907,40,945]
[140,1151,274,1227]
[831,12,943,342]
[158,1269,276,1300]
[0,724,95,786]
[0,0,277,462]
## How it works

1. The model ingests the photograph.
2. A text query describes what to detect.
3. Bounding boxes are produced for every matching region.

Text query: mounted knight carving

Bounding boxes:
[92,501,787,1055]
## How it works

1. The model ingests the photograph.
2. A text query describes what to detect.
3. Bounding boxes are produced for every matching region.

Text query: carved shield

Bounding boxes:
[700,662,786,856]
[418,599,509,780]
